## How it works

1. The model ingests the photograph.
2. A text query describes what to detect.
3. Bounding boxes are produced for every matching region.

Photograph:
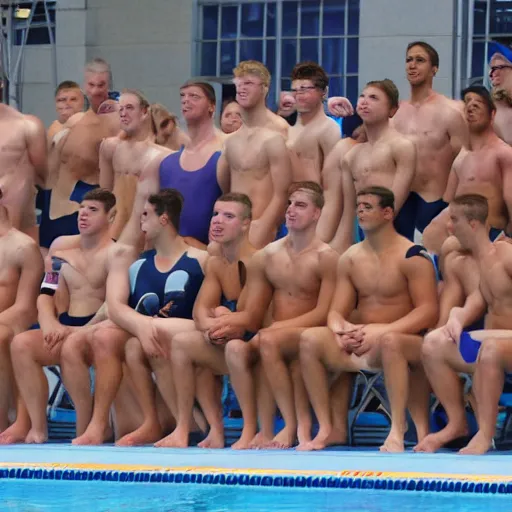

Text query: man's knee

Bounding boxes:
[60,334,87,365]
[422,329,450,361]
[92,328,124,360]
[299,327,326,360]
[11,331,36,359]
[478,338,505,367]
[225,337,255,370]
[258,330,279,361]
[124,337,144,366]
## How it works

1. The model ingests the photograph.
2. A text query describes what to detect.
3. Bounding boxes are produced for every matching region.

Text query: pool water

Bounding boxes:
[0,480,511,511]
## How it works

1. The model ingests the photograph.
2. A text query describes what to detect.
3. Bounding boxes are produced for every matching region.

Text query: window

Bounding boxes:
[13,2,56,46]
[196,0,360,109]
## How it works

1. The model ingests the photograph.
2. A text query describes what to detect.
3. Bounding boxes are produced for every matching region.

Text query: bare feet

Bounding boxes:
[297,424,312,447]
[264,426,296,450]
[459,431,494,455]
[0,422,31,445]
[197,428,225,449]
[414,423,469,453]
[24,428,48,444]
[231,429,257,450]
[154,427,189,448]
[380,430,405,453]
[247,432,273,449]
[72,423,113,446]
[297,425,330,451]
[116,421,163,447]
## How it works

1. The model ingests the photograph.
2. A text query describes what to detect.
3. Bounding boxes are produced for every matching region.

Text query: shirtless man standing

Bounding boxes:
[40,58,120,250]
[423,86,512,254]
[0,192,43,436]
[430,194,512,455]
[7,189,116,444]
[317,115,365,244]
[332,80,416,254]
[489,51,512,145]
[159,81,228,249]
[219,61,293,248]
[286,62,340,184]
[99,90,171,242]
[416,210,486,453]
[47,81,85,141]
[299,187,438,452]
[156,193,255,449]
[0,102,47,238]
[207,182,338,449]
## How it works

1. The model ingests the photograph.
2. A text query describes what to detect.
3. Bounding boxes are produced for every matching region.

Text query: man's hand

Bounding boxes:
[208,314,245,342]
[327,97,355,118]
[333,322,365,353]
[352,324,388,357]
[43,323,72,352]
[138,318,166,359]
[444,306,465,343]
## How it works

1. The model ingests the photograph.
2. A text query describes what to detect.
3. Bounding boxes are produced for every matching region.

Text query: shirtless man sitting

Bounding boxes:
[99,89,171,243]
[423,85,512,255]
[286,62,340,184]
[219,61,293,248]
[299,186,438,452]
[0,102,47,239]
[206,182,338,449]
[416,205,486,453]
[489,51,512,145]
[47,81,85,142]
[156,193,255,449]
[64,189,207,445]
[40,58,120,250]
[332,80,416,254]
[7,189,116,444]
[0,191,43,438]
[430,194,512,455]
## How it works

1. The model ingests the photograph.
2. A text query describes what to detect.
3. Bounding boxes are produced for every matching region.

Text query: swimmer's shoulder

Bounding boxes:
[399,239,435,275]
[185,246,209,272]
[5,228,41,261]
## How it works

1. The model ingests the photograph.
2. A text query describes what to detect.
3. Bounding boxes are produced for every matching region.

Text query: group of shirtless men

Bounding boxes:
[0,40,511,456]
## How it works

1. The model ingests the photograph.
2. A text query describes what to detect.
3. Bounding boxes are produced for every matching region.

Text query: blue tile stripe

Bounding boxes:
[0,466,510,494]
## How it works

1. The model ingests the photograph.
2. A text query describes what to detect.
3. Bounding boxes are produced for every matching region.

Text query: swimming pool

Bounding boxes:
[0,480,510,511]
[1,445,512,511]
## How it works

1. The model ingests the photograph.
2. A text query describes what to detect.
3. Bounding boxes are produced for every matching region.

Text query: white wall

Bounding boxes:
[358,0,456,101]
[16,0,194,126]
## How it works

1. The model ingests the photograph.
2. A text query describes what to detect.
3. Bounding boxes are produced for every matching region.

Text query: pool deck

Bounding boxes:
[0,444,511,481]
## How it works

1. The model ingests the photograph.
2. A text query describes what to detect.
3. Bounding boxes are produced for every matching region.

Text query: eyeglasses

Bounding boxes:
[290,86,318,95]
[490,65,512,75]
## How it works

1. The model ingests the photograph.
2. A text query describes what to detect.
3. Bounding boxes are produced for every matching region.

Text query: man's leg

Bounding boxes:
[0,325,16,431]
[460,336,512,455]
[259,327,304,448]
[10,330,60,443]
[380,333,427,453]
[116,337,163,446]
[298,327,359,451]
[290,360,312,445]
[148,319,197,425]
[416,328,472,452]
[224,337,261,450]
[60,329,94,437]
[159,331,228,448]
[73,322,130,445]
[328,373,354,446]
[249,362,276,448]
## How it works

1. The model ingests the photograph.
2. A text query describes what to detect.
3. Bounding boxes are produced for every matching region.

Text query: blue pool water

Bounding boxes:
[0,481,510,511]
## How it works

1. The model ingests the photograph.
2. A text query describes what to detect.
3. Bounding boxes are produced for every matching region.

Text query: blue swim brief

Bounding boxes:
[58,312,95,327]
[459,331,482,364]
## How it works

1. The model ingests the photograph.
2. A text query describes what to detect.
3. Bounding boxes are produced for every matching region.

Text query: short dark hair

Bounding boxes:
[365,79,399,110]
[148,188,184,231]
[406,41,439,69]
[288,181,325,209]
[291,62,329,90]
[150,103,178,136]
[55,80,81,97]
[180,80,216,105]
[217,192,252,220]
[82,188,116,213]
[452,194,489,224]
[357,186,395,211]
[462,85,496,114]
